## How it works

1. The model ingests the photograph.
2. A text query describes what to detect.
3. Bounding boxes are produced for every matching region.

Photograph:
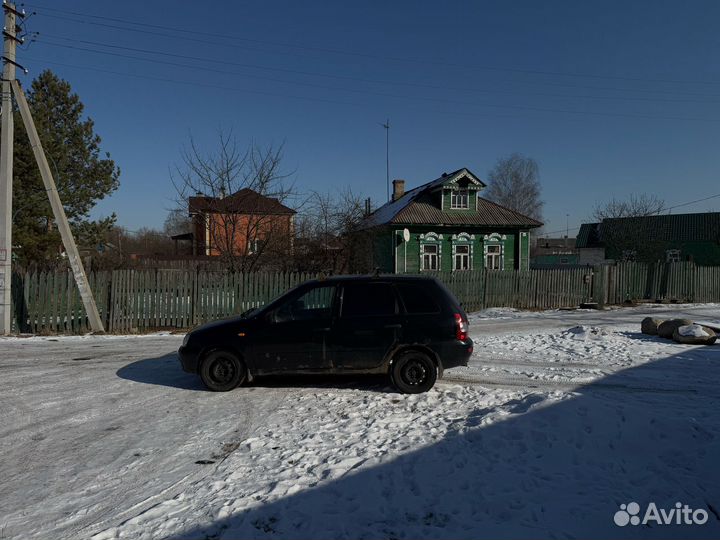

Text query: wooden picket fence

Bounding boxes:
[8,262,720,334]
[602,261,720,304]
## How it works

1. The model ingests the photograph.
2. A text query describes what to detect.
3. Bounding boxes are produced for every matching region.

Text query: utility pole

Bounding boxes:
[0,2,105,334]
[0,1,21,334]
[12,80,104,332]
[381,119,390,202]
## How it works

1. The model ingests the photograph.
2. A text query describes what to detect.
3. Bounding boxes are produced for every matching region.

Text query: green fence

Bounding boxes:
[9,262,720,334]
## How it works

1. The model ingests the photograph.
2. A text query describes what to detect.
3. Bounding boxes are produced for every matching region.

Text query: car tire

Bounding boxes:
[199,350,246,392]
[391,350,437,394]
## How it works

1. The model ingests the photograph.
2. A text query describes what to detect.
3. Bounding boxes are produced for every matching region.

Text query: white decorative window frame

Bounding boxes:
[451,232,475,271]
[666,249,680,263]
[450,189,470,209]
[419,231,443,271]
[483,233,506,270]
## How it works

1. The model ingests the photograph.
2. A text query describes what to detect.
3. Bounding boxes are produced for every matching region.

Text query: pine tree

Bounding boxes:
[12,70,120,267]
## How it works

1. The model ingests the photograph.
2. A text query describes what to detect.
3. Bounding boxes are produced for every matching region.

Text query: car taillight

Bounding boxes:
[454,313,468,341]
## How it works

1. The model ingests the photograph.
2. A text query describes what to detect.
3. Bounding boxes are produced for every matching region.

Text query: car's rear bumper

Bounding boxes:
[178,345,200,373]
[437,338,473,369]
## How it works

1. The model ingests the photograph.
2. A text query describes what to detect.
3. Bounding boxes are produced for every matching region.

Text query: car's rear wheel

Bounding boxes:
[391,350,437,394]
[200,350,246,392]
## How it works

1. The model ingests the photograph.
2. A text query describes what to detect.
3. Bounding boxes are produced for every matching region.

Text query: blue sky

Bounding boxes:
[16,0,720,237]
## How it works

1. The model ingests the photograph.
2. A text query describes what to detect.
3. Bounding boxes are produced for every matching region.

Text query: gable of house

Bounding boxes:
[359,168,541,230]
[357,168,542,273]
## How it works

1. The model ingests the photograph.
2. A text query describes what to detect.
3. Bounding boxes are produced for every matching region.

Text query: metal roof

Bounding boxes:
[576,223,601,248]
[189,189,296,215]
[576,213,720,248]
[358,168,542,230]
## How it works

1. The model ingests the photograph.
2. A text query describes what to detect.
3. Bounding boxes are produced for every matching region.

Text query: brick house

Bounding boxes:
[356,168,542,273]
[180,189,295,257]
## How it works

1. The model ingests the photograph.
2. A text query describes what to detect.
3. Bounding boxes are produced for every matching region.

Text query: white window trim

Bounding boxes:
[421,243,440,271]
[419,232,443,271]
[483,233,506,271]
[451,232,475,271]
[450,188,470,209]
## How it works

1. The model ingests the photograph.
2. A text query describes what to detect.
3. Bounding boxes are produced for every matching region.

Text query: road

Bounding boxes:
[0,334,289,539]
[1,303,718,539]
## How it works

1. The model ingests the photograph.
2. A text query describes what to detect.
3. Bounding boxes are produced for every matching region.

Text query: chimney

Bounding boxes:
[392,179,405,202]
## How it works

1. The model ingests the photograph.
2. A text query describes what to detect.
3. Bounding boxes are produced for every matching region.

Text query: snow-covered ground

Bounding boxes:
[1,304,719,539]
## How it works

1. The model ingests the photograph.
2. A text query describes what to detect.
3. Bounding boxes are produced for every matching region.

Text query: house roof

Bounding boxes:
[358,168,542,230]
[576,212,720,248]
[189,188,296,215]
[576,223,602,248]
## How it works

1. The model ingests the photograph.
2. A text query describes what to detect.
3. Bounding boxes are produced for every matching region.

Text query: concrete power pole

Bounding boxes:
[12,80,105,333]
[0,1,19,334]
[0,1,105,334]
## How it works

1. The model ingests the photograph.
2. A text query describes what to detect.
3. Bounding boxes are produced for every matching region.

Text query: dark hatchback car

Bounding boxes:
[179,275,473,393]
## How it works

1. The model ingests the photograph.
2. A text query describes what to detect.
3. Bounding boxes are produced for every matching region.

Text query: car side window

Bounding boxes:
[274,284,336,322]
[395,282,441,314]
[341,282,397,318]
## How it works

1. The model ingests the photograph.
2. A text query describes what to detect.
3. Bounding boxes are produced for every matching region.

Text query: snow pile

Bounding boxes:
[678,324,711,338]
[469,307,523,320]
[562,325,609,340]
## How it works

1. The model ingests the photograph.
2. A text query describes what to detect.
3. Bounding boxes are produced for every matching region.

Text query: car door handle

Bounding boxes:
[384,324,402,329]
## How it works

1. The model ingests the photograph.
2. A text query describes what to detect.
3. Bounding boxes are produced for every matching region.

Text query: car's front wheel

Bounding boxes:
[391,350,437,394]
[200,350,246,392]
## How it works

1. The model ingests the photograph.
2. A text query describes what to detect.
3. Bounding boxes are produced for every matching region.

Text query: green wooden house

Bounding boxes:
[576,212,720,265]
[356,168,542,273]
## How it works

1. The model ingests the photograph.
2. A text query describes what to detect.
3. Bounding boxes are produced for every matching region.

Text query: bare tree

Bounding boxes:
[163,208,192,237]
[294,188,367,273]
[171,131,295,271]
[485,153,543,222]
[592,193,665,221]
[591,194,666,261]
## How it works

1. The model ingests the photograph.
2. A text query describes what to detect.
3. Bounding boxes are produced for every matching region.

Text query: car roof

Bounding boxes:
[303,274,439,286]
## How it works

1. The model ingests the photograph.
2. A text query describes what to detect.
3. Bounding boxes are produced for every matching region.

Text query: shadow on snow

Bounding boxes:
[116,354,395,393]
[168,346,720,540]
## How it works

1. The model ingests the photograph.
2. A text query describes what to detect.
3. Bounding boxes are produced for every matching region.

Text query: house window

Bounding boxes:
[666,249,680,262]
[450,189,469,209]
[421,244,439,271]
[486,244,502,270]
[622,250,636,262]
[454,245,470,270]
[248,238,260,255]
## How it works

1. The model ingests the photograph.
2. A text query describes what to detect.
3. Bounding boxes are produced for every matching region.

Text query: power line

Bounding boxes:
[39,13,720,101]
[662,193,720,212]
[35,33,720,106]
[28,41,720,123]
[22,55,363,108]
[24,56,541,128]
[542,193,720,237]
[25,3,720,86]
